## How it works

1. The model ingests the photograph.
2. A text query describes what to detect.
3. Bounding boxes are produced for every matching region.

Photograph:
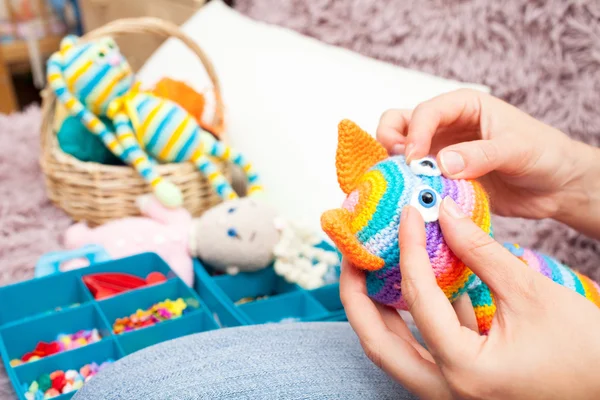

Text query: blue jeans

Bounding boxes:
[73,322,417,399]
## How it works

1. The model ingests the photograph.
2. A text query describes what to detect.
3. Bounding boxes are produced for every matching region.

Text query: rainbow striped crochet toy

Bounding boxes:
[321,119,600,334]
[46,35,262,207]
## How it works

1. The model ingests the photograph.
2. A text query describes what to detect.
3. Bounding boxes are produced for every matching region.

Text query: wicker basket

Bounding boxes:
[40,17,230,226]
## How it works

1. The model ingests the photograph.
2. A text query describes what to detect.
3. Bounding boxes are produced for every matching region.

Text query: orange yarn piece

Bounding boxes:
[150,78,224,139]
[336,119,388,194]
[321,208,385,271]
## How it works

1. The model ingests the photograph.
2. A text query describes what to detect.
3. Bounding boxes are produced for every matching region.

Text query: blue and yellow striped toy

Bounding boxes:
[46,35,262,207]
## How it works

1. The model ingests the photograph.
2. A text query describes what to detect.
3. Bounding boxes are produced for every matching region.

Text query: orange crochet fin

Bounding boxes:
[321,208,385,271]
[336,119,388,194]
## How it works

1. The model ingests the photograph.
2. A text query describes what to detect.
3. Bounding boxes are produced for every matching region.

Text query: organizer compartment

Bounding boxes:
[117,311,218,355]
[0,273,92,327]
[14,339,122,400]
[80,252,176,281]
[98,279,201,334]
[213,268,299,304]
[0,304,111,363]
[310,284,344,312]
[192,243,346,327]
[237,291,329,324]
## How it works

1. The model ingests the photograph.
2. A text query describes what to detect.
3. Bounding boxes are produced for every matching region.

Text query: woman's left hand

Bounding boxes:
[340,198,600,400]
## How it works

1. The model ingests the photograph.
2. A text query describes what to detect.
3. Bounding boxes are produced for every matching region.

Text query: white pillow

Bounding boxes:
[138,0,489,237]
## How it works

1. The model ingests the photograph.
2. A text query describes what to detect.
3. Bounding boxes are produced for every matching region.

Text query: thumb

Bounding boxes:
[437,138,527,179]
[438,196,535,303]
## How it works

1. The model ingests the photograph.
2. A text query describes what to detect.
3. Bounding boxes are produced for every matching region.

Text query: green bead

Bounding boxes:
[37,374,51,392]
[28,381,39,393]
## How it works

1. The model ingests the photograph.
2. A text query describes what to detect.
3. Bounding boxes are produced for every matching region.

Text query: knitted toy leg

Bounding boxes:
[190,149,238,200]
[206,140,262,195]
[113,111,182,207]
[467,281,496,335]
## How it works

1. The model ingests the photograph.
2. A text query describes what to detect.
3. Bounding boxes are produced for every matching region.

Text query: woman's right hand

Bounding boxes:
[376,89,600,237]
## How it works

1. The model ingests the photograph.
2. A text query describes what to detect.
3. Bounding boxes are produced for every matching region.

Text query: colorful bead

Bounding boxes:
[28,381,39,393]
[80,365,91,378]
[62,382,74,394]
[111,298,190,334]
[17,329,102,363]
[51,373,65,391]
[44,388,60,398]
[25,360,114,399]
[38,374,51,392]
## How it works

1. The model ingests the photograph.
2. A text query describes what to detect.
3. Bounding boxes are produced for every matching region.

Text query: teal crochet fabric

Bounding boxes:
[57,116,123,165]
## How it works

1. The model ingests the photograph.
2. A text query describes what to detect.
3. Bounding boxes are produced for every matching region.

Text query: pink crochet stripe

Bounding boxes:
[342,190,359,212]
[458,179,475,217]
[520,248,541,273]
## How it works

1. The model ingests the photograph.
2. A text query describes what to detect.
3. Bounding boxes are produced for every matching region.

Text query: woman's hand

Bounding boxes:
[340,198,600,399]
[376,89,600,238]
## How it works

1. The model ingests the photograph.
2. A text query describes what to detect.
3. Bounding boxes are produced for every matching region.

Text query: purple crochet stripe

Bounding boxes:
[369,179,460,306]
[425,179,457,259]
[369,266,403,305]
[531,249,552,279]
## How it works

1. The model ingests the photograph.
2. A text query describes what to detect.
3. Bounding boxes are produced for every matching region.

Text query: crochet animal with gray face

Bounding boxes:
[190,197,281,275]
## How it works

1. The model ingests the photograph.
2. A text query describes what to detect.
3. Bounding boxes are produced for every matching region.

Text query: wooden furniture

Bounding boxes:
[0,0,66,113]
[79,0,207,71]
[0,46,18,113]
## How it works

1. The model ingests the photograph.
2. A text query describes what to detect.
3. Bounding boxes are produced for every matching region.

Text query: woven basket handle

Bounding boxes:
[82,17,224,129]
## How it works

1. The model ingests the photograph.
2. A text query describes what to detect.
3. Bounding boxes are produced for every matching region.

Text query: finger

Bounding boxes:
[437,138,531,179]
[405,89,484,162]
[438,196,535,303]
[398,206,463,360]
[376,303,434,362]
[452,294,478,332]
[340,260,450,398]
[376,109,412,155]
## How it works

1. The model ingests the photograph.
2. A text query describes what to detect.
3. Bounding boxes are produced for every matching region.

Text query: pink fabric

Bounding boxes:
[62,196,194,287]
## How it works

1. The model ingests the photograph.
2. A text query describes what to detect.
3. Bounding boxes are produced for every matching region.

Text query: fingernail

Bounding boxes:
[401,205,411,221]
[391,144,405,155]
[405,143,415,162]
[443,197,465,219]
[440,151,465,175]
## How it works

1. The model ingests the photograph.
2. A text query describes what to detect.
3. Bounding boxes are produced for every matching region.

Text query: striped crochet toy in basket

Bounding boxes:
[46,33,261,208]
[321,119,600,335]
[40,18,245,225]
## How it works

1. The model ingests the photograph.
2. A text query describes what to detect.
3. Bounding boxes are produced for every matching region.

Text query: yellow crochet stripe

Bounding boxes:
[67,60,93,91]
[473,303,496,333]
[159,115,191,160]
[350,170,386,234]
[574,270,600,307]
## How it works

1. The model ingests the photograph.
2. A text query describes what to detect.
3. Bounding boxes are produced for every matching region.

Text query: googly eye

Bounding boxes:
[409,156,441,176]
[410,185,441,222]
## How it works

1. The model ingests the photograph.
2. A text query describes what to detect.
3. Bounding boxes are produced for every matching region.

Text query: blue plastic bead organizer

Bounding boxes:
[0,253,219,400]
[193,241,345,327]
[0,242,345,399]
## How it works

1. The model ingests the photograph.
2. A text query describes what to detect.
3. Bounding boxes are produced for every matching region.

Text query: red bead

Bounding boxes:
[146,272,167,285]
[51,374,67,391]
[50,370,64,380]
[34,341,61,357]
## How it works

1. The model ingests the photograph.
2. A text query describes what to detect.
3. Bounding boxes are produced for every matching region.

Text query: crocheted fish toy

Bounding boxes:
[46,35,262,207]
[321,119,600,334]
